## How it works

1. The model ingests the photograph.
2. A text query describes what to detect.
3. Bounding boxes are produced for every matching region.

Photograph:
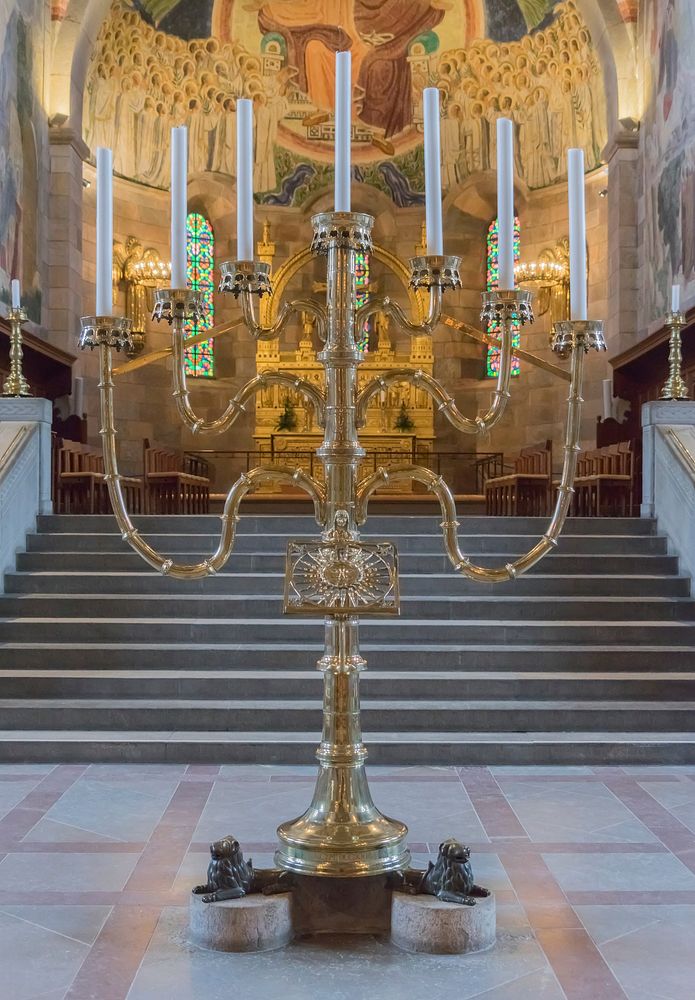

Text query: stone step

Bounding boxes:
[35,514,658,536]
[2,670,694,701]
[1,730,693,764]
[0,698,693,732]
[0,618,693,644]
[5,571,689,598]
[23,532,669,556]
[0,643,687,672]
[1,593,692,622]
[15,551,682,576]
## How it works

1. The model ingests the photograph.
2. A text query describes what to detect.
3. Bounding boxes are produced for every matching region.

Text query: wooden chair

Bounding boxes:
[573,440,635,516]
[54,438,141,514]
[485,440,552,516]
[143,439,210,514]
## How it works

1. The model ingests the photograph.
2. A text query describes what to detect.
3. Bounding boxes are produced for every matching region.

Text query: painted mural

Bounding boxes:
[84,0,606,204]
[640,0,695,323]
[0,0,46,321]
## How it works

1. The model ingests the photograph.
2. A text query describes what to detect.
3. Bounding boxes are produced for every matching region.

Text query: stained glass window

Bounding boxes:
[355,251,370,352]
[485,216,521,378]
[185,212,215,377]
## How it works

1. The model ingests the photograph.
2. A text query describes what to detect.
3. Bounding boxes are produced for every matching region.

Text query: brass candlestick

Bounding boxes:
[2,306,31,397]
[79,211,605,886]
[660,310,689,401]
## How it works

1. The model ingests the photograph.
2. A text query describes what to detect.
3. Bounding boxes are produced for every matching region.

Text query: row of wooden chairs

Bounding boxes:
[572,440,636,517]
[53,438,210,515]
[484,439,638,517]
[54,439,141,514]
[484,440,552,516]
[142,440,210,515]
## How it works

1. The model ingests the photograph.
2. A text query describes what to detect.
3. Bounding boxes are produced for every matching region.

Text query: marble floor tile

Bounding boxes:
[0,904,112,946]
[0,765,57,776]
[0,779,48,822]
[127,904,551,1000]
[575,904,695,1000]
[41,775,180,842]
[543,851,695,893]
[0,909,90,1000]
[0,851,139,893]
[496,780,658,844]
[365,781,489,843]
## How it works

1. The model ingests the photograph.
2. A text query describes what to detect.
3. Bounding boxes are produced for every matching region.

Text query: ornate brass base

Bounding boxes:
[275,764,410,877]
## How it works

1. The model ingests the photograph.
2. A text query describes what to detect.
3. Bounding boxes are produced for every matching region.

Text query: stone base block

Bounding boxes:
[390,892,496,954]
[189,892,292,953]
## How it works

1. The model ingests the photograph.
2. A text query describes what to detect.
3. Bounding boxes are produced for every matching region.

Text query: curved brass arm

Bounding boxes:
[171,324,325,434]
[355,287,442,339]
[356,343,586,583]
[355,355,512,437]
[98,343,325,580]
[240,293,328,343]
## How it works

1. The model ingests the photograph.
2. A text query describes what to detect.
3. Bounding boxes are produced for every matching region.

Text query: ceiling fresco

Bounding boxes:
[84,0,607,205]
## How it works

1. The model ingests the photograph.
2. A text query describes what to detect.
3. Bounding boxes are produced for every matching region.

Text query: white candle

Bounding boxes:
[170,126,188,288]
[671,283,681,314]
[602,378,613,421]
[95,147,113,316]
[236,99,254,261]
[567,148,587,320]
[10,279,20,310]
[423,87,443,256]
[497,118,515,289]
[335,51,351,213]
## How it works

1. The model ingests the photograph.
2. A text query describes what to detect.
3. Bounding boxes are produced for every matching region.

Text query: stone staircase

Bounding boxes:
[0,513,694,764]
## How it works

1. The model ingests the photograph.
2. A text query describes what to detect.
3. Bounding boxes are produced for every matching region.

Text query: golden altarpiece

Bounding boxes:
[252,223,435,488]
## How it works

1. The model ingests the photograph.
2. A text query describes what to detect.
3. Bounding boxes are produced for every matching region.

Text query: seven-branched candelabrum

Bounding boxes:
[79,210,605,879]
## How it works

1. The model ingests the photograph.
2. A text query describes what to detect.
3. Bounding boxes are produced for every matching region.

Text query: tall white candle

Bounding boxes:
[602,378,613,421]
[335,51,351,213]
[10,279,20,310]
[236,99,254,261]
[95,147,113,316]
[170,126,188,288]
[567,148,587,320]
[497,118,515,290]
[423,87,443,256]
[671,283,681,314]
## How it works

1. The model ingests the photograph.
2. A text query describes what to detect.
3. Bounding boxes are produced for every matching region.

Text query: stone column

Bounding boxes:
[48,125,89,357]
[602,126,640,356]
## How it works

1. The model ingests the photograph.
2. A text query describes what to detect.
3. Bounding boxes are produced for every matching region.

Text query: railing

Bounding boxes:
[184,449,504,497]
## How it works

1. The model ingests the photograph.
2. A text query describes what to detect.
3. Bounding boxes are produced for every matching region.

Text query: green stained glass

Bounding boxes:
[485,216,521,378]
[355,251,370,352]
[185,212,215,377]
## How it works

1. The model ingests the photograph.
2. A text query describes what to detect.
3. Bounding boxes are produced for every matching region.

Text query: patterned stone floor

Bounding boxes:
[2,763,695,999]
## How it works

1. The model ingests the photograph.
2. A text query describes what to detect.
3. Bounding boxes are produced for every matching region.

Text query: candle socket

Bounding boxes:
[409,255,462,291]
[660,311,689,401]
[152,288,207,325]
[1,306,31,397]
[481,288,534,328]
[218,261,272,299]
[310,212,373,255]
[551,319,606,359]
[79,315,134,354]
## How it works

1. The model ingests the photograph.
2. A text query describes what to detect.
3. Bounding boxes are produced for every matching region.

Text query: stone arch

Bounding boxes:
[49,0,113,131]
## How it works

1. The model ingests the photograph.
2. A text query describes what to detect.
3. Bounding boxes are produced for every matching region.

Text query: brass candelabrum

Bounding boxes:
[2,306,32,397]
[660,310,689,401]
[79,210,605,881]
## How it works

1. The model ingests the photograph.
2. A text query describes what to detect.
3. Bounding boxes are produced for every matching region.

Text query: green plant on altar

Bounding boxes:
[276,396,298,432]
[394,401,415,432]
